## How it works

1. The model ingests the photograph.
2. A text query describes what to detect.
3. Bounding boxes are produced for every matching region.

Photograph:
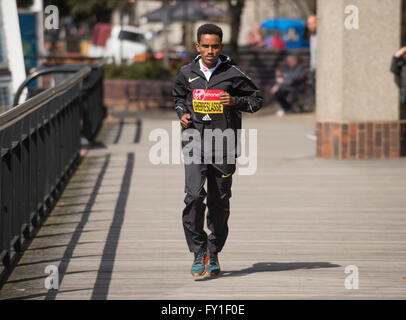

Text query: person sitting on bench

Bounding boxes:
[270,54,307,116]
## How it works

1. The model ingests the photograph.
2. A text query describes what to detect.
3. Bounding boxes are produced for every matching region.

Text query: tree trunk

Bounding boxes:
[227,0,245,62]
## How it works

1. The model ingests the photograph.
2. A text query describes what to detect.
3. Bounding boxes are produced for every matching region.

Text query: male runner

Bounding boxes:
[172,24,263,277]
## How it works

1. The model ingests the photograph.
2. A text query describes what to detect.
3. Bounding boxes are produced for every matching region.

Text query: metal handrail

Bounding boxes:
[12,65,92,108]
[0,64,105,284]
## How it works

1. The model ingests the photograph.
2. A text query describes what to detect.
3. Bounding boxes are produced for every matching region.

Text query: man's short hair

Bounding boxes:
[286,54,299,62]
[197,24,223,43]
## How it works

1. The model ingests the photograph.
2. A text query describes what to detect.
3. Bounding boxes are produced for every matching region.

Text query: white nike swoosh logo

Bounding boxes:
[188,76,200,83]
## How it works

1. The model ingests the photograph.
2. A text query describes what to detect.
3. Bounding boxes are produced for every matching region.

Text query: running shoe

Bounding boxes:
[191,251,207,277]
[205,249,221,277]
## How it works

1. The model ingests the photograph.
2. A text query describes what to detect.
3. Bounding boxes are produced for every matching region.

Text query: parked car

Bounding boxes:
[104,25,149,64]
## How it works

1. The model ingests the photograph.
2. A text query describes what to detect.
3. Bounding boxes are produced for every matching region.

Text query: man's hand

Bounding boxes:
[220,91,236,106]
[180,113,192,129]
[395,46,406,58]
[270,84,279,95]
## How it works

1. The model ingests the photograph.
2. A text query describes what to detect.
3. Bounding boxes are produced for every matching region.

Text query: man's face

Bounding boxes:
[287,57,298,68]
[307,16,317,34]
[196,34,223,68]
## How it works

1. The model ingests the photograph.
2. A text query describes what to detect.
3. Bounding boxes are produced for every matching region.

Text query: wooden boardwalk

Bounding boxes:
[1,109,406,299]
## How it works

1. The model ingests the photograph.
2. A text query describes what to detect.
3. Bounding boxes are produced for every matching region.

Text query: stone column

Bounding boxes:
[316,0,404,159]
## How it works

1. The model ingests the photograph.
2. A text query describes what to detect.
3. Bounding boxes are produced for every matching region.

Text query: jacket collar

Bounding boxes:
[193,54,231,64]
[191,54,231,76]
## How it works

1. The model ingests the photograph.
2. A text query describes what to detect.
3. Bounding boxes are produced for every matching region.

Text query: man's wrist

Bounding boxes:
[233,96,241,106]
[176,109,187,119]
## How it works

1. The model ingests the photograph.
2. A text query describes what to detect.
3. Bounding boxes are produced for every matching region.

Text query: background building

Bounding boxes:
[111,0,313,51]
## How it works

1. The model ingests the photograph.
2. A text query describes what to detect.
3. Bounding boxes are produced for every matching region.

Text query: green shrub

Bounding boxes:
[104,61,178,80]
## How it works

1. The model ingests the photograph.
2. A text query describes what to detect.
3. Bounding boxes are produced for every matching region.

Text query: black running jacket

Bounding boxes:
[173,54,263,124]
[172,54,263,174]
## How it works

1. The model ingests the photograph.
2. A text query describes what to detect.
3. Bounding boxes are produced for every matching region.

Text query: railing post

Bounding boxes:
[1,150,11,267]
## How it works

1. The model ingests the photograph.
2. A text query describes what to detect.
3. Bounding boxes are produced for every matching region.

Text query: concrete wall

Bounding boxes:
[315,0,405,159]
[317,0,401,122]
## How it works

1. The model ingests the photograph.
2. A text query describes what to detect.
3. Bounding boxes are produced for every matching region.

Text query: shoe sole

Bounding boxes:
[192,273,205,278]
[205,271,221,277]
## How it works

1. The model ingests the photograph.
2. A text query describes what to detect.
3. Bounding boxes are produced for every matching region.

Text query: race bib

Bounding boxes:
[192,89,224,121]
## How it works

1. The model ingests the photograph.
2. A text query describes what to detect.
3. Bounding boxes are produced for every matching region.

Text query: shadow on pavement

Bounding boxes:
[195,261,341,282]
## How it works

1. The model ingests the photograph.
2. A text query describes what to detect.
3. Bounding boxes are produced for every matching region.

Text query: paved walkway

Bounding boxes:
[1,108,406,299]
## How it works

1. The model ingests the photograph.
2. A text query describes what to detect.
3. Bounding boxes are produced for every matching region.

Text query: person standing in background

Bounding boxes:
[268,30,287,50]
[307,15,317,97]
[391,46,406,119]
[306,14,317,141]
[248,22,266,48]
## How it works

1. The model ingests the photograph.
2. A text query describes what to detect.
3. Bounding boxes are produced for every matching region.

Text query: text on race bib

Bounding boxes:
[192,89,223,114]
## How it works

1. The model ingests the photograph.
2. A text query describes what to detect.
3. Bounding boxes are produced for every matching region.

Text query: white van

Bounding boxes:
[104,25,148,64]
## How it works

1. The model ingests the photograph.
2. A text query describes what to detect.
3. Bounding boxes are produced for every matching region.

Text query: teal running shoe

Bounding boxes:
[205,249,221,277]
[191,251,207,277]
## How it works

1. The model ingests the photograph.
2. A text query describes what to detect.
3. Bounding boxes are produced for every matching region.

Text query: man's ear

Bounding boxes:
[195,42,200,53]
